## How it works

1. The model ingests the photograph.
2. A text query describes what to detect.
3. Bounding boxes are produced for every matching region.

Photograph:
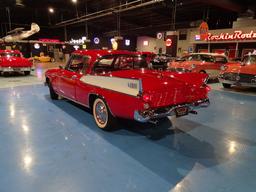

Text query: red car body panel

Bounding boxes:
[222,63,256,75]
[0,50,32,72]
[169,53,233,78]
[219,54,256,87]
[46,50,210,122]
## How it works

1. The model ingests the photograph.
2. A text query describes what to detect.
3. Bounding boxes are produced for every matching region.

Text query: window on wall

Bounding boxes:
[179,31,187,40]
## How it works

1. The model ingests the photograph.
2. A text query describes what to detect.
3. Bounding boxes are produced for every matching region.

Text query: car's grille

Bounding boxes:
[223,73,256,83]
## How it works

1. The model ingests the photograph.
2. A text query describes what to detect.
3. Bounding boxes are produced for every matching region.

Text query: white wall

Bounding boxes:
[136,36,156,52]
[136,36,165,53]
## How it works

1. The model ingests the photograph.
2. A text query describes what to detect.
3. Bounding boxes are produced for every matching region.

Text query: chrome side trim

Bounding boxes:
[57,93,90,108]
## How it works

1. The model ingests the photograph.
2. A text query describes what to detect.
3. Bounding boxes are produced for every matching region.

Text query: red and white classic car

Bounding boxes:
[219,54,256,88]
[45,50,210,130]
[169,53,230,79]
[0,50,33,76]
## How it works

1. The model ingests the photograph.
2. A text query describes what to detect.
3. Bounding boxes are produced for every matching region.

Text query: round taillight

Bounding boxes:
[142,94,150,102]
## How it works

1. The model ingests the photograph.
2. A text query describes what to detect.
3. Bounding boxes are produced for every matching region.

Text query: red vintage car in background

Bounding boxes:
[219,53,256,88]
[45,50,210,130]
[169,53,230,79]
[0,50,33,76]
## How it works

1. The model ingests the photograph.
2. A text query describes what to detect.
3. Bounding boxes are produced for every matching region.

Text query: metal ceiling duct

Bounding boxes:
[55,0,164,27]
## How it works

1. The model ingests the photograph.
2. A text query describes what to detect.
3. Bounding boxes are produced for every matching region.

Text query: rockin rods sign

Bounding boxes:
[207,30,256,41]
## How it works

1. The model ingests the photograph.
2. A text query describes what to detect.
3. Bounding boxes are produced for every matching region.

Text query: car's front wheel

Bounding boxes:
[222,83,231,88]
[93,98,115,130]
[48,82,58,100]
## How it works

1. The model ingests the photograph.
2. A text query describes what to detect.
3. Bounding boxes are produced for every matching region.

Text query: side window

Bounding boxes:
[94,55,115,73]
[66,55,90,74]
[215,56,227,64]
[200,55,214,62]
[134,56,148,69]
[193,55,201,61]
[115,56,134,69]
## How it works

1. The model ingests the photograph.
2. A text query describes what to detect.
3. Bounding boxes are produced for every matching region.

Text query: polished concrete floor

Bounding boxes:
[0,65,256,192]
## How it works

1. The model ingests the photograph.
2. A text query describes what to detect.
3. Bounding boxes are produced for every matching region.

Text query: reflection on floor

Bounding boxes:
[0,79,256,192]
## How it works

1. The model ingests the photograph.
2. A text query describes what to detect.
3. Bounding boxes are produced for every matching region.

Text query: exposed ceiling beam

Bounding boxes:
[54,0,165,27]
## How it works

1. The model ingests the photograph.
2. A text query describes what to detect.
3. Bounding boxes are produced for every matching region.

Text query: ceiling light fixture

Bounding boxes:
[72,0,77,3]
[48,7,54,13]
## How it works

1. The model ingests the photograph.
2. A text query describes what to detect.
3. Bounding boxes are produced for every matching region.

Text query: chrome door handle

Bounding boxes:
[71,75,77,80]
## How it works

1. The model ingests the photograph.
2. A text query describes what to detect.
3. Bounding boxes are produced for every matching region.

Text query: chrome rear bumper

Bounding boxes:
[134,98,210,123]
[0,67,32,72]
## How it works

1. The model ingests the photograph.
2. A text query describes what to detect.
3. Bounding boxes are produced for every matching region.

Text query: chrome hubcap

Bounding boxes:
[95,101,107,125]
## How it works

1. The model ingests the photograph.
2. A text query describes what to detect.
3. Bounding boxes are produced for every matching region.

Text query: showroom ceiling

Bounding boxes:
[0,0,255,36]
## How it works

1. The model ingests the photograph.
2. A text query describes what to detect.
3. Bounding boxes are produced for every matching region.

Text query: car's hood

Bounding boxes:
[0,57,32,67]
[225,63,256,75]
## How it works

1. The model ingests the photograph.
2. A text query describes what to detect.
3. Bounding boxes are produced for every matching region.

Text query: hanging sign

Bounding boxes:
[208,30,256,41]
[94,37,100,44]
[70,36,89,45]
[125,39,130,46]
[39,39,60,43]
[199,21,209,40]
[166,38,172,47]
[34,43,40,49]
[111,38,118,50]
[157,32,163,40]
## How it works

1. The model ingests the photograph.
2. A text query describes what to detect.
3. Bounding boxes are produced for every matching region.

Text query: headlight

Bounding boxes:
[220,65,227,71]
[191,64,196,69]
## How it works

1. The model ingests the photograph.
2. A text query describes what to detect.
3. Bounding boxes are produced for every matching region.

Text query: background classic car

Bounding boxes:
[45,50,210,130]
[219,54,256,88]
[169,53,231,79]
[0,49,33,76]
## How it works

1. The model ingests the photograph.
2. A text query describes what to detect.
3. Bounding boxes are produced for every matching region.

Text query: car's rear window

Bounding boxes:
[94,54,148,73]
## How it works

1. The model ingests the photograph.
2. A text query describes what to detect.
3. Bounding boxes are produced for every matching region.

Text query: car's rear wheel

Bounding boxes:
[48,82,58,100]
[222,83,231,88]
[93,98,115,130]
[24,71,30,76]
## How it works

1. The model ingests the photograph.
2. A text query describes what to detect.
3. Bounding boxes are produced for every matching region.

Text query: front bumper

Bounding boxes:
[219,78,256,87]
[0,67,32,72]
[134,98,210,123]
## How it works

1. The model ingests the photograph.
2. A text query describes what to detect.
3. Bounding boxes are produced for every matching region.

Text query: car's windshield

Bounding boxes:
[242,55,256,65]
[0,53,21,57]
[187,54,214,62]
